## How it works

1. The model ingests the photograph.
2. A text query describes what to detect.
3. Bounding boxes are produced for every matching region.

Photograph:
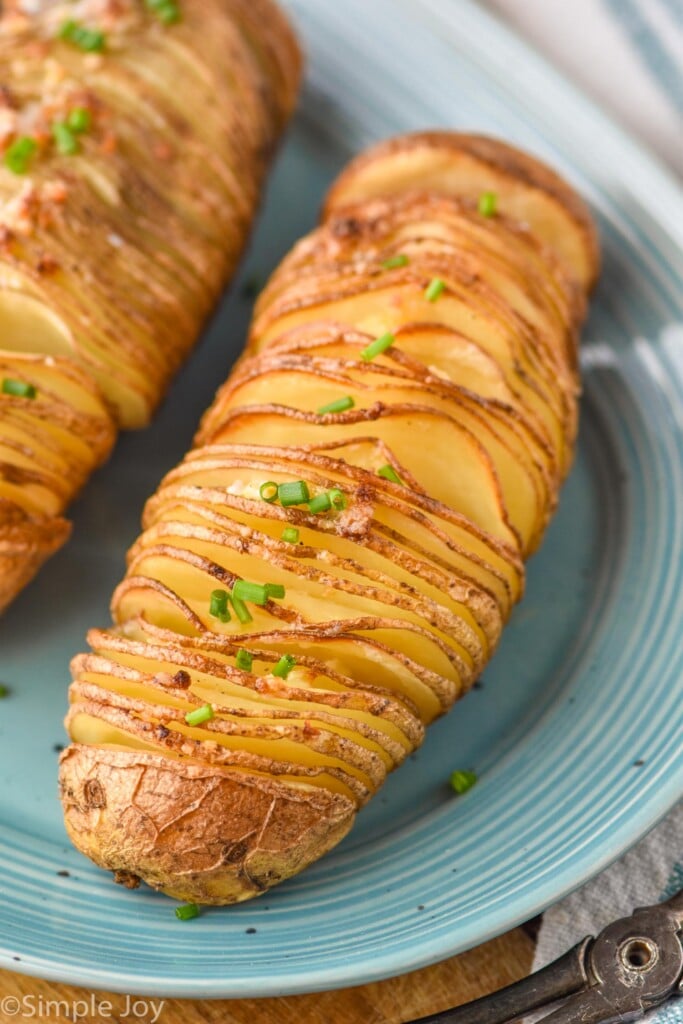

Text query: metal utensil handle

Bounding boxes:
[411,939,592,1024]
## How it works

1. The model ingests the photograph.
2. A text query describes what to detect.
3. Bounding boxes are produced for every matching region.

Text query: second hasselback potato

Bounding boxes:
[0,0,301,612]
[60,131,598,905]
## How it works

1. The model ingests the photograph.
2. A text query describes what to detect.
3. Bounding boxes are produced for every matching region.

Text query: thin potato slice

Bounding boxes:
[322,131,599,291]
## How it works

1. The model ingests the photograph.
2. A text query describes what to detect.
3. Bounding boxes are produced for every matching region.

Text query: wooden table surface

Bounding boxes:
[0,927,533,1024]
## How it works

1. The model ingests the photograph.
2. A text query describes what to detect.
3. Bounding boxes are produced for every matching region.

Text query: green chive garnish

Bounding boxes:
[66,107,92,134]
[308,492,332,514]
[450,769,478,795]
[278,480,310,507]
[328,488,347,510]
[59,20,106,52]
[264,583,285,600]
[361,332,395,362]
[145,0,181,22]
[2,378,36,399]
[272,654,296,679]
[235,649,253,672]
[0,684,9,698]
[232,580,269,605]
[3,136,37,175]
[259,481,278,503]
[281,527,300,544]
[209,589,231,622]
[381,253,409,269]
[317,396,355,415]
[175,903,199,920]
[377,464,402,484]
[185,704,214,726]
[425,278,445,303]
[158,3,181,24]
[478,191,497,217]
[230,593,253,624]
[52,122,79,156]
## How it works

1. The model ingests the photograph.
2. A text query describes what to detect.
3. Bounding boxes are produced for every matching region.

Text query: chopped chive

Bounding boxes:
[175,903,199,920]
[58,20,106,52]
[308,492,332,514]
[232,580,268,605]
[157,3,181,24]
[478,191,497,217]
[230,593,253,624]
[278,480,310,507]
[264,583,285,600]
[272,654,296,679]
[209,589,231,622]
[0,684,8,698]
[2,378,36,399]
[361,332,395,362]
[52,121,79,156]
[58,18,77,38]
[235,649,253,672]
[450,769,478,795]
[3,136,37,175]
[145,0,181,22]
[381,253,409,269]
[377,464,402,485]
[281,527,300,544]
[66,107,92,134]
[317,395,355,415]
[185,704,214,726]
[425,278,445,303]
[328,488,347,510]
[259,481,278,503]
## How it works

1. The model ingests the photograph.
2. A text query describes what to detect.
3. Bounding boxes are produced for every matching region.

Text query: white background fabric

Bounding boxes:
[482,0,683,177]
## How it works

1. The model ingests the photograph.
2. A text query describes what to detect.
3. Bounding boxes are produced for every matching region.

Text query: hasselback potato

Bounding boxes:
[0,0,301,612]
[60,131,599,904]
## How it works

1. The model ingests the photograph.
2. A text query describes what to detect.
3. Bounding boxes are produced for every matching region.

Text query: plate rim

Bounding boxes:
[1,0,682,998]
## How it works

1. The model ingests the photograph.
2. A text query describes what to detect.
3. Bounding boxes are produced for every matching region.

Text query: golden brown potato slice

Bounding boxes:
[323,132,599,292]
[0,351,116,610]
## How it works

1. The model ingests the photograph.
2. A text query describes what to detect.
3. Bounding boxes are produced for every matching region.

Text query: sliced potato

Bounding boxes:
[61,131,596,905]
[0,0,302,610]
[322,131,599,292]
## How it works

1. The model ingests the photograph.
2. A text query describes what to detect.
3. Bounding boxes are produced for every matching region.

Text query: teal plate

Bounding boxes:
[0,0,681,999]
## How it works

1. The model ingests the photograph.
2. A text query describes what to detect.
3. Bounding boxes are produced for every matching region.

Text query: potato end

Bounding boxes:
[0,499,70,615]
[323,129,600,293]
[59,744,356,905]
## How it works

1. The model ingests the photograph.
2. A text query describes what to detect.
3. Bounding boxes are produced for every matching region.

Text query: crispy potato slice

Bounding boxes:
[0,496,70,614]
[0,351,115,602]
[323,131,599,291]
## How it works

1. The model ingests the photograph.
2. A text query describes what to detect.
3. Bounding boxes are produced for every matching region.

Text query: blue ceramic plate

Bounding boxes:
[0,0,681,999]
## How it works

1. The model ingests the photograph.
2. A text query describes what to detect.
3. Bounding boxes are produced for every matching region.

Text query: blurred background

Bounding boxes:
[482,0,682,177]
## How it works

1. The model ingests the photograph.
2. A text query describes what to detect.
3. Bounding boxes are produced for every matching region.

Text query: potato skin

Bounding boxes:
[60,744,355,904]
